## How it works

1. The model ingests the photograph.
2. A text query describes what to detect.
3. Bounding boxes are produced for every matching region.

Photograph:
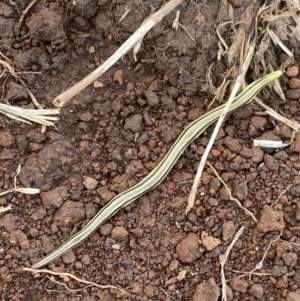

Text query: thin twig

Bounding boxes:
[242,230,282,280]
[186,38,257,214]
[220,226,244,301]
[271,184,292,207]
[53,0,183,107]
[18,0,41,29]
[207,162,257,222]
[23,267,129,295]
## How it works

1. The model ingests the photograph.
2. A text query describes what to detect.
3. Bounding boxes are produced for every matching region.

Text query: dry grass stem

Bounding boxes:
[0,103,59,126]
[254,96,300,131]
[216,21,231,53]
[267,28,293,59]
[268,64,286,100]
[0,52,42,109]
[53,0,183,107]
[0,52,50,131]
[118,6,131,24]
[133,8,155,62]
[23,268,128,295]
[220,226,244,301]
[207,162,257,222]
[172,10,180,30]
[186,38,256,214]
[253,139,290,148]
[0,205,12,214]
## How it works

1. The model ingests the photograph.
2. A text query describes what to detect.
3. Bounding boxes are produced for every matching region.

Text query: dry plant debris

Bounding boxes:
[219,226,244,301]
[207,162,257,222]
[23,267,128,295]
[52,0,183,107]
[0,164,39,196]
[234,231,283,280]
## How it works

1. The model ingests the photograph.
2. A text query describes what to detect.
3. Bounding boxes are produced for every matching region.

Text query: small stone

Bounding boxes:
[291,132,300,153]
[187,212,197,224]
[81,254,91,266]
[282,253,298,267]
[143,285,157,298]
[271,265,288,277]
[97,187,115,202]
[0,131,14,148]
[138,196,152,217]
[240,146,252,158]
[131,282,142,294]
[176,233,202,263]
[130,227,143,238]
[169,260,179,271]
[201,233,221,251]
[165,276,177,286]
[83,176,98,190]
[79,111,93,122]
[85,203,96,219]
[188,108,203,121]
[289,78,300,89]
[286,292,300,301]
[249,284,264,298]
[276,241,292,257]
[29,142,43,152]
[111,226,129,241]
[222,221,235,241]
[124,114,143,133]
[286,89,300,99]
[276,273,288,288]
[54,200,85,225]
[75,261,83,270]
[100,223,113,236]
[113,69,123,85]
[29,228,39,237]
[6,82,28,100]
[94,80,104,88]
[208,198,219,207]
[287,66,299,77]
[89,46,95,53]
[31,207,47,221]
[62,250,76,265]
[10,230,30,249]
[211,149,221,157]
[230,277,248,293]
[233,182,247,200]
[193,278,220,301]
[251,147,264,163]
[257,205,284,232]
[248,116,267,137]
[264,154,278,171]
[144,90,159,107]
[223,136,241,152]
[40,186,68,208]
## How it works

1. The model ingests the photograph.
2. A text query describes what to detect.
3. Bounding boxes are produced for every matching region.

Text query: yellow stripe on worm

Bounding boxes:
[32,71,282,269]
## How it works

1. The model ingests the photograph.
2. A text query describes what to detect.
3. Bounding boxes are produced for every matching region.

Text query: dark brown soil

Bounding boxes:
[1,1,300,300]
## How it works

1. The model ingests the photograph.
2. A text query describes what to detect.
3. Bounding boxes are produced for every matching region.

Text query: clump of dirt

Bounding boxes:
[1,1,300,301]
